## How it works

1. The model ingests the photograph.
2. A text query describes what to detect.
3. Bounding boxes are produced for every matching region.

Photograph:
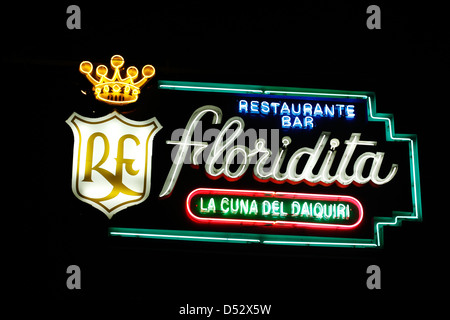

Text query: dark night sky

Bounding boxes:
[8,1,449,304]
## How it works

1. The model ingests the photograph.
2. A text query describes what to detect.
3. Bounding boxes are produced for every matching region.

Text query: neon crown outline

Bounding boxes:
[79,54,155,105]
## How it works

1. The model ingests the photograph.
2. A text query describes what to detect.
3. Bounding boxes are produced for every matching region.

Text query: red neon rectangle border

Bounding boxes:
[186,188,364,230]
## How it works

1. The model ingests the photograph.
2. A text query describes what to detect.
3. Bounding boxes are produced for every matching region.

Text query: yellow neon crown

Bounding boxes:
[79,54,155,105]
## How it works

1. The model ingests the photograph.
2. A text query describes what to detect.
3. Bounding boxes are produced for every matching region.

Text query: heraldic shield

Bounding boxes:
[66,111,162,218]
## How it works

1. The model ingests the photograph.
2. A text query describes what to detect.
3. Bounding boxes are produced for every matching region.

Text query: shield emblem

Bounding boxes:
[66,111,162,218]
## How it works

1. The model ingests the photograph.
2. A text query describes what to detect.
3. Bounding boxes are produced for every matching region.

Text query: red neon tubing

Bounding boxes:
[186,187,363,230]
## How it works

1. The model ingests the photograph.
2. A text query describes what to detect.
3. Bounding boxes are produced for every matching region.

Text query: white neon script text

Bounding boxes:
[159,106,398,197]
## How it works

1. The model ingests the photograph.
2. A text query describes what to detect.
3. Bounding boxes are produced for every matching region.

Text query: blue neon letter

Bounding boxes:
[250,100,260,114]
[261,101,270,115]
[346,105,355,118]
[239,100,248,113]
[303,103,312,116]
[282,116,291,128]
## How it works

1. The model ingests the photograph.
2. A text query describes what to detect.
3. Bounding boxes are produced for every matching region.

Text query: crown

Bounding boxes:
[79,54,155,105]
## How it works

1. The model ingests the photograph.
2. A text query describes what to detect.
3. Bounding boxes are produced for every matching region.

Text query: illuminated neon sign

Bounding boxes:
[187,188,363,229]
[70,63,421,248]
[238,99,355,129]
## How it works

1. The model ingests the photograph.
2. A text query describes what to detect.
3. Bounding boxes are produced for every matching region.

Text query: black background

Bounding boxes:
[7,0,449,306]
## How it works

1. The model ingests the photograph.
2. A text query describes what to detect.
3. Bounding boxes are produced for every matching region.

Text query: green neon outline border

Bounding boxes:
[109,81,422,248]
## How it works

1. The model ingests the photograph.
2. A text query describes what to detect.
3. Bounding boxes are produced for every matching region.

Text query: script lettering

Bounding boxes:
[160,106,398,197]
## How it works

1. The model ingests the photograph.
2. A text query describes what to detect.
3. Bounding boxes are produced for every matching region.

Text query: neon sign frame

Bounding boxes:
[109,81,422,248]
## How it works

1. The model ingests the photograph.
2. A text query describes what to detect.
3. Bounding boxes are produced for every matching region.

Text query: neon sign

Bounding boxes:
[238,99,355,129]
[187,188,363,229]
[69,62,422,248]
